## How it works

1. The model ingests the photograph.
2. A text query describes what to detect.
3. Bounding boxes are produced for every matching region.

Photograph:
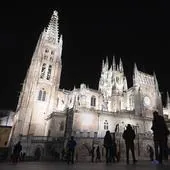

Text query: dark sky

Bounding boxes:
[0,5,170,111]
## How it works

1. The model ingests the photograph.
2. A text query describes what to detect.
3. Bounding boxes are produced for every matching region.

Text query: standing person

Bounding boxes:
[123,124,137,164]
[95,146,101,162]
[66,136,77,164]
[111,139,119,162]
[104,130,112,163]
[164,135,169,161]
[91,145,95,162]
[147,145,154,161]
[12,141,22,163]
[151,111,169,164]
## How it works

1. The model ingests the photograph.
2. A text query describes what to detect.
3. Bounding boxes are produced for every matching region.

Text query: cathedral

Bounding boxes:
[9,10,170,160]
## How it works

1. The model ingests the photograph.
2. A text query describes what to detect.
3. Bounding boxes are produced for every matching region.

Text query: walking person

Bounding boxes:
[66,136,77,164]
[123,124,137,164]
[151,111,169,164]
[104,130,112,163]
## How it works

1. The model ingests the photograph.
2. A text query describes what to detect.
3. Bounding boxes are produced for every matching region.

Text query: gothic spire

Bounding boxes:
[123,77,128,91]
[45,10,59,44]
[112,56,116,70]
[133,63,138,86]
[119,58,124,72]
[105,56,109,70]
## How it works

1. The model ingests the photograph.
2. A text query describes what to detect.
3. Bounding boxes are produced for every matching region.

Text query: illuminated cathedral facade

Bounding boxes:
[10,10,170,159]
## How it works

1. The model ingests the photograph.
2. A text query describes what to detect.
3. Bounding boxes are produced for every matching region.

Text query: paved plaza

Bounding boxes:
[0,161,170,170]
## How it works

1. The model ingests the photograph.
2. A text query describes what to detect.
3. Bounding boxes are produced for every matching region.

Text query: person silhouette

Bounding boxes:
[151,111,169,164]
[66,136,77,164]
[123,124,137,164]
[104,130,112,163]
[12,141,22,163]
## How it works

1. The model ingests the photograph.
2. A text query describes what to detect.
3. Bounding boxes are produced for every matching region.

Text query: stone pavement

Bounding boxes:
[0,161,170,170]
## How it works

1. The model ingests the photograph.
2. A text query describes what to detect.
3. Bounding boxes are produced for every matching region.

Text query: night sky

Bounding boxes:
[0,5,170,111]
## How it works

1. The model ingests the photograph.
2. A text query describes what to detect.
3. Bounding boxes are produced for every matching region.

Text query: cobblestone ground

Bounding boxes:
[0,160,170,170]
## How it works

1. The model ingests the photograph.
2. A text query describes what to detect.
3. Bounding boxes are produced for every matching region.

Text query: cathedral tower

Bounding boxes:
[13,11,63,137]
[98,57,128,112]
[132,64,162,116]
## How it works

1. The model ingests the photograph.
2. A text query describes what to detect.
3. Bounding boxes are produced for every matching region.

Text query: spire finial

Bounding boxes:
[133,62,138,86]
[119,58,124,72]
[105,56,109,70]
[112,56,116,70]
[45,10,59,44]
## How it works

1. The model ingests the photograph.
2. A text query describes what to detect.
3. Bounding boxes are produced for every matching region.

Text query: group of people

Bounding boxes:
[103,131,120,163]
[64,110,169,165]
[102,110,169,165]
[102,125,136,164]
[11,110,169,165]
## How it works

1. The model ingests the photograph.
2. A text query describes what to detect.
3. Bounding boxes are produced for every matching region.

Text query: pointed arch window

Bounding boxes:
[91,96,96,107]
[45,49,49,53]
[38,89,46,101]
[47,65,52,80]
[104,120,108,130]
[38,90,42,100]
[40,63,46,79]
[42,91,46,101]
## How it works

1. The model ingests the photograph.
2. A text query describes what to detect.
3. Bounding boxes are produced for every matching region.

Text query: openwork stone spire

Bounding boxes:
[46,10,59,44]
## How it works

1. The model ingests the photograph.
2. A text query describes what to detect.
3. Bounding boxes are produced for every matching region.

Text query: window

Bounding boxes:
[38,90,42,100]
[42,91,46,101]
[38,89,46,101]
[104,120,108,130]
[91,96,96,106]
[45,49,49,53]
[40,63,46,79]
[47,65,52,80]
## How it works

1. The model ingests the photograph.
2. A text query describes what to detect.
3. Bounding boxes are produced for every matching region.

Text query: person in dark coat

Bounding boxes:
[12,141,22,163]
[123,124,137,164]
[151,111,169,164]
[66,136,77,164]
[104,130,112,163]
[91,145,95,162]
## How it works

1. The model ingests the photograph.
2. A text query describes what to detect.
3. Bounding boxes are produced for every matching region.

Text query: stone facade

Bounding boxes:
[8,10,170,160]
